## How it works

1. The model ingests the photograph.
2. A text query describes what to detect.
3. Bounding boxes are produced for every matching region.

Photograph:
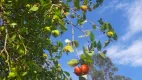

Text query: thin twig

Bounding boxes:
[65,14,80,59]
[70,9,105,33]
[0,49,4,55]
[4,26,10,71]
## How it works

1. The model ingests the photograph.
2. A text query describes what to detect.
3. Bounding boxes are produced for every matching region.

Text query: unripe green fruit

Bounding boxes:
[8,72,17,78]
[26,4,30,8]
[18,48,24,55]
[51,30,60,37]
[43,54,47,58]
[44,26,51,32]
[11,68,16,72]
[0,26,5,31]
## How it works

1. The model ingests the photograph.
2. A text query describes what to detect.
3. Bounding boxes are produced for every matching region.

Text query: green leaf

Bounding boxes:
[0,26,5,31]
[67,59,79,67]
[59,25,67,32]
[86,30,91,36]
[93,3,99,9]
[97,41,102,51]
[70,13,75,18]
[73,0,80,9]
[11,68,16,72]
[92,40,96,47]
[72,40,79,48]
[104,40,110,47]
[90,32,95,41]
[11,34,17,41]
[96,0,104,5]
[113,32,118,40]
[56,41,63,48]
[99,53,106,59]
[22,72,27,76]
[92,25,96,29]
[98,18,104,25]
[106,22,113,31]
[79,76,86,80]
[29,5,39,11]
[66,0,72,2]
[89,40,96,50]
[77,19,86,25]
[101,23,106,31]
[53,15,59,20]
[84,0,88,5]
[87,51,94,57]
[63,71,70,77]
[18,47,25,55]
[83,46,88,54]
[82,11,86,20]
[80,54,86,60]
[8,72,17,78]
[39,0,44,5]
[10,23,17,28]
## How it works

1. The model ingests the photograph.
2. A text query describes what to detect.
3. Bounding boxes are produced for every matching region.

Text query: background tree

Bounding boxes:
[0,0,131,80]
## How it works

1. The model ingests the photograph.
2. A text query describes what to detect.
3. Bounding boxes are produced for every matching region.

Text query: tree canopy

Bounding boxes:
[0,0,130,80]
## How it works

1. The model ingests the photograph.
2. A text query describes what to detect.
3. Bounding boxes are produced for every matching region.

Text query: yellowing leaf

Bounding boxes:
[63,45,74,52]
[99,53,106,59]
[67,59,79,67]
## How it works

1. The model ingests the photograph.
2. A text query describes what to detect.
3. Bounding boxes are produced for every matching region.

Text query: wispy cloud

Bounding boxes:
[100,0,142,40]
[100,0,119,13]
[100,0,129,13]
[115,2,129,10]
[122,0,142,40]
[101,0,142,67]
[107,38,142,67]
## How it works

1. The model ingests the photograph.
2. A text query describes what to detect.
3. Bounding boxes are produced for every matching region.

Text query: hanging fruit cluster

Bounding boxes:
[74,64,89,76]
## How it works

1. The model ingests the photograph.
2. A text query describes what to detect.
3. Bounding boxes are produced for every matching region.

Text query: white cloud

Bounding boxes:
[104,0,142,67]
[100,0,118,13]
[115,2,129,10]
[107,38,142,67]
[100,0,142,40]
[100,0,129,13]
[122,0,142,40]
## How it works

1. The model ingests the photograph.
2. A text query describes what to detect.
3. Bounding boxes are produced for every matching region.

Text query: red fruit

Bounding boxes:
[74,66,82,76]
[80,64,89,74]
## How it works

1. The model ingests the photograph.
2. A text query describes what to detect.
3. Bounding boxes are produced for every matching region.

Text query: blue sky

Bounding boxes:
[58,0,142,80]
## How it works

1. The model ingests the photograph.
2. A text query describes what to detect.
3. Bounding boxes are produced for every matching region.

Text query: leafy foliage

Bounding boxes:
[0,0,130,80]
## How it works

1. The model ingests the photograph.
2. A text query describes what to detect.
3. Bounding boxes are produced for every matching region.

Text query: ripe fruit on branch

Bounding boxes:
[51,30,60,37]
[81,5,88,11]
[107,31,114,37]
[80,64,89,75]
[74,66,82,76]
